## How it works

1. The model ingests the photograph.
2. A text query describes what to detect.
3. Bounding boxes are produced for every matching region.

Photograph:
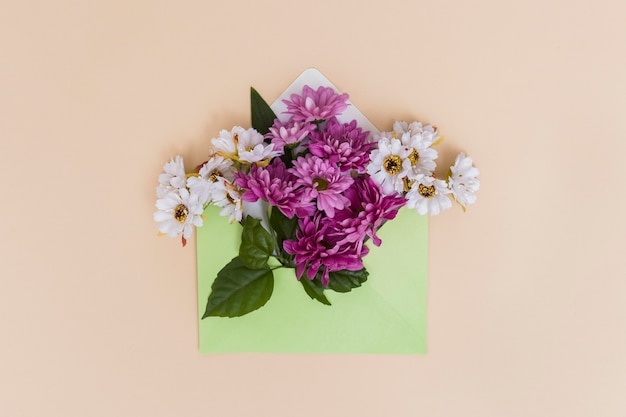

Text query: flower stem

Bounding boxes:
[272,254,294,268]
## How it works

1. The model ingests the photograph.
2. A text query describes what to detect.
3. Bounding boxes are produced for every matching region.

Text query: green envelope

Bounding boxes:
[197,69,428,354]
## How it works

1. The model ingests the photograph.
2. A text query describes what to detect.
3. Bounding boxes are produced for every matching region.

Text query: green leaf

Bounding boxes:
[318,268,369,293]
[270,207,298,244]
[300,275,331,306]
[202,257,274,318]
[239,217,275,269]
[250,87,277,135]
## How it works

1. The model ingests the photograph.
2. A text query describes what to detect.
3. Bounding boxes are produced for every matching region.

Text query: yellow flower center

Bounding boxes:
[403,178,415,193]
[383,155,403,175]
[418,184,436,198]
[408,149,420,166]
[208,169,222,183]
[174,204,189,223]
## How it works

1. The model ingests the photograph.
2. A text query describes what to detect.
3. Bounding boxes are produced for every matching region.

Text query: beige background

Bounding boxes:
[1,0,625,416]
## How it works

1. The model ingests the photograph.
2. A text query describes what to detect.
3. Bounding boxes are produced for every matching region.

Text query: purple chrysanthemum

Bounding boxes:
[309,117,376,173]
[234,159,300,218]
[289,154,353,218]
[283,214,367,286]
[266,119,316,151]
[330,175,407,250]
[282,85,349,123]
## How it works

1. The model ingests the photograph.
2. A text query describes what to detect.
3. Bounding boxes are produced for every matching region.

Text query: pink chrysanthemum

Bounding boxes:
[329,176,407,252]
[282,85,349,123]
[266,119,316,151]
[309,117,375,173]
[283,214,367,286]
[234,159,301,219]
[289,154,353,218]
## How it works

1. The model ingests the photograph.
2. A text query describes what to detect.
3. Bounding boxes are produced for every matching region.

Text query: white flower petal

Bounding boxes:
[156,156,186,198]
[406,176,452,216]
[153,186,205,241]
[448,152,480,208]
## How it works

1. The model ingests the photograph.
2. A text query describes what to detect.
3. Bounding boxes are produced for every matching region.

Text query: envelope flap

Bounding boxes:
[271,68,379,136]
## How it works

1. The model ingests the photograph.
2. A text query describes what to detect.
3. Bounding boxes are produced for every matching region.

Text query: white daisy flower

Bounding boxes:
[154,188,204,245]
[400,133,439,179]
[235,127,281,164]
[393,121,440,147]
[211,127,241,160]
[448,152,480,209]
[405,175,452,216]
[187,155,236,204]
[212,126,280,165]
[212,179,243,223]
[186,176,211,206]
[201,155,235,183]
[156,156,186,198]
[367,136,411,195]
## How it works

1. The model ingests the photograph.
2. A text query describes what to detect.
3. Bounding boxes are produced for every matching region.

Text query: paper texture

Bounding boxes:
[197,68,428,354]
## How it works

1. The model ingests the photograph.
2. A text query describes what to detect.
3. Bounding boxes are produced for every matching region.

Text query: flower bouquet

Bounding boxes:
[154,69,479,353]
